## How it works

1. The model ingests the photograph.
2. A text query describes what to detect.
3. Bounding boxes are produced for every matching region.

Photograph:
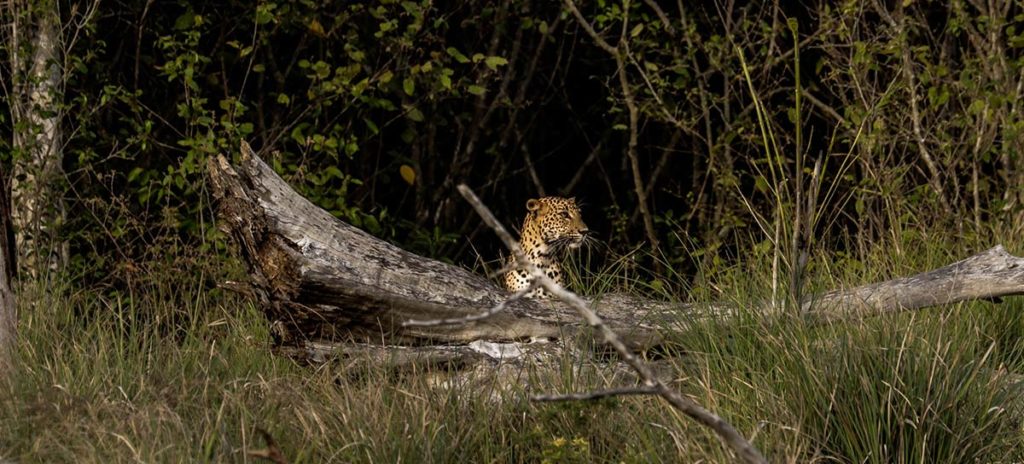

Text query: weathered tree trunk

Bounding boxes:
[803,247,1024,320]
[0,163,16,375]
[209,141,1024,370]
[7,4,66,280]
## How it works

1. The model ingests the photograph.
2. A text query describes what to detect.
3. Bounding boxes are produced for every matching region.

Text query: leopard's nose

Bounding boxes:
[580,227,590,236]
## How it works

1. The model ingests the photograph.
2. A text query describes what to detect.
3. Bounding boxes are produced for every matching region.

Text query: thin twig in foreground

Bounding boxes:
[456,184,767,464]
[486,261,518,280]
[247,428,289,464]
[402,282,536,327]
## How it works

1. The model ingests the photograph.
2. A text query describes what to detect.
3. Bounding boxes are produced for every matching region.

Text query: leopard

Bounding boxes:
[503,196,589,298]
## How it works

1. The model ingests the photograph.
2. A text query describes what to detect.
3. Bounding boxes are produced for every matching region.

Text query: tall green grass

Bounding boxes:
[2,234,1023,462]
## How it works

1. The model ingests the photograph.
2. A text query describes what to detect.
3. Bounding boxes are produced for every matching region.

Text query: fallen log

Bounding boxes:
[803,246,1024,320]
[207,141,1024,368]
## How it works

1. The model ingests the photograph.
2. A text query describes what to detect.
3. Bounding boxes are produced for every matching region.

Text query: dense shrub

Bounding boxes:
[4,0,1024,289]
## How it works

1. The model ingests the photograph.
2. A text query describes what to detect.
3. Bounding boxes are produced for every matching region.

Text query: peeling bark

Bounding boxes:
[208,141,1024,371]
[802,246,1024,320]
[208,144,661,349]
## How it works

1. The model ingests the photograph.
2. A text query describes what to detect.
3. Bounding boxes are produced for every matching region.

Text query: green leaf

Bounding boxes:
[127,167,145,182]
[324,166,344,180]
[439,73,452,89]
[484,56,508,71]
[754,176,769,193]
[351,78,370,97]
[174,11,196,30]
[403,77,415,96]
[406,107,425,122]
[467,85,486,96]
[290,123,309,145]
[968,99,986,114]
[446,47,470,63]
[255,3,276,25]
[364,118,379,134]
[401,128,415,144]
[363,214,381,234]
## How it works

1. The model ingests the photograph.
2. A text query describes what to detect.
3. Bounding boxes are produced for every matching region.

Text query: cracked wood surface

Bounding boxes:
[208,141,1024,366]
[208,142,666,352]
[803,245,1024,320]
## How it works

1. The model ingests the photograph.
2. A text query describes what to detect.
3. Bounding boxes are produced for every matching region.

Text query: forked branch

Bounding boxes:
[454,184,768,464]
[563,0,661,255]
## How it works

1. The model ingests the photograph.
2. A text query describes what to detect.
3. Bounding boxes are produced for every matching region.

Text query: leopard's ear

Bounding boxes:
[526,199,541,211]
[569,197,577,203]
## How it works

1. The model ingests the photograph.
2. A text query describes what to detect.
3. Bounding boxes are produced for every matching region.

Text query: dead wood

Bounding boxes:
[802,245,1024,320]
[207,142,1024,370]
[453,183,767,464]
[208,143,670,363]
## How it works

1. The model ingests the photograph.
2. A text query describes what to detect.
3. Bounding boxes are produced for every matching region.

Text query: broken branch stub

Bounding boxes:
[206,142,665,355]
[208,141,1024,363]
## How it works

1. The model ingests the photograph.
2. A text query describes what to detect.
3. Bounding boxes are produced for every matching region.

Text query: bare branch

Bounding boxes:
[641,0,676,36]
[562,0,618,55]
[561,139,603,194]
[564,0,661,255]
[874,0,951,214]
[456,184,767,464]
[402,283,535,327]
[519,137,546,197]
[486,261,518,280]
[801,88,846,126]
[247,428,289,464]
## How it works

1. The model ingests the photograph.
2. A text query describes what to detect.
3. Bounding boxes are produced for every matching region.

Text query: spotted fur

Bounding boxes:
[504,197,588,298]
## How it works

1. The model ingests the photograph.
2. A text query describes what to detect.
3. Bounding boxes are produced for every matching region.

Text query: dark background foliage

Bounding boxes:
[4,0,1024,290]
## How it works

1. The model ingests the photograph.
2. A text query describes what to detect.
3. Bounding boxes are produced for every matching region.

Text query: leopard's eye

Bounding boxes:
[560,211,571,219]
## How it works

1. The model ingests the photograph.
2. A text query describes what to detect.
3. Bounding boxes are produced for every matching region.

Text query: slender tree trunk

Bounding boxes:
[9,4,66,280]
[0,164,15,375]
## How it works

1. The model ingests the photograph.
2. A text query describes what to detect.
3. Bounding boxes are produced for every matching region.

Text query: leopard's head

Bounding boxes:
[521,196,589,252]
